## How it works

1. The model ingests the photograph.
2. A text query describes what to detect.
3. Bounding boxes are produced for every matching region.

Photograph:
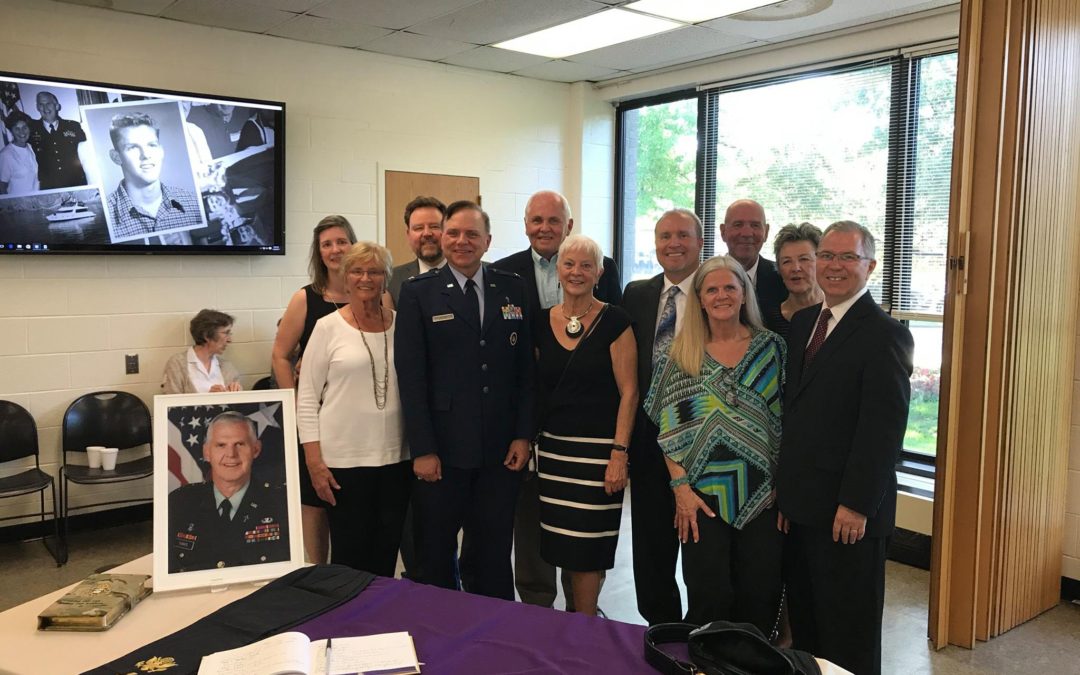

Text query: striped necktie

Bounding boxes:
[803,308,833,369]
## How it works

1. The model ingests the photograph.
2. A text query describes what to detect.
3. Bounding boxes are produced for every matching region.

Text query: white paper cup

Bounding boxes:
[86,446,105,469]
[100,448,119,471]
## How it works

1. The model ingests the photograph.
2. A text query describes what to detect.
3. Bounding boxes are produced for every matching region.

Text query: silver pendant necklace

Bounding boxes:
[349,306,389,410]
[562,300,595,339]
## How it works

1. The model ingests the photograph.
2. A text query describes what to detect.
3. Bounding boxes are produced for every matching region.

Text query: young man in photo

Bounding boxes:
[105,111,201,241]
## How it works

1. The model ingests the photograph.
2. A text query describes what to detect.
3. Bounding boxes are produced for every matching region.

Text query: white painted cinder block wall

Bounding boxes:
[1065,298,1080,581]
[0,0,614,524]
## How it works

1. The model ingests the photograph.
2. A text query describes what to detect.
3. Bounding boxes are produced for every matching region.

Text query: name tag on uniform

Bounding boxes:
[175,532,196,550]
[502,304,523,321]
[432,313,455,323]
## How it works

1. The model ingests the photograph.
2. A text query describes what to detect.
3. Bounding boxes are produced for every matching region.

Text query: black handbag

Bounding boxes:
[644,621,822,675]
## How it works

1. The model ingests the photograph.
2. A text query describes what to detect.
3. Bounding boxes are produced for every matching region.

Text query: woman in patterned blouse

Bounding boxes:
[645,254,786,635]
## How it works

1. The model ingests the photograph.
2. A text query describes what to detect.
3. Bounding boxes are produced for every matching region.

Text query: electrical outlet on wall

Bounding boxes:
[125,354,139,375]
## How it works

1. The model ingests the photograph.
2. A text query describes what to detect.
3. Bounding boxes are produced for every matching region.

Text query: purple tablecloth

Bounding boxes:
[294,577,658,674]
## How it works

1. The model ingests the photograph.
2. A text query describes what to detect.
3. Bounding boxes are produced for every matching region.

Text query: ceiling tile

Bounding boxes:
[624,39,769,72]
[409,0,606,45]
[55,0,176,14]
[362,31,477,61]
[268,14,391,48]
[163,0,295,33]
[512,59,624,83]
[440,46,551,73]
[702,0,956,42]
[308,0,483,30]
[242,0,323,12]
[568,25,753,70]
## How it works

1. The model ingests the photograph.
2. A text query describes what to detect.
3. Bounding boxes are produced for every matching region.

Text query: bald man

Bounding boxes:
[493,190,621,610]
[28,91,87,189]
[719,199,788,332]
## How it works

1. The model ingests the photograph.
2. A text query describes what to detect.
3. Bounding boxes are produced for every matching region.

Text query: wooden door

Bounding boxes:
[384,170,480,267]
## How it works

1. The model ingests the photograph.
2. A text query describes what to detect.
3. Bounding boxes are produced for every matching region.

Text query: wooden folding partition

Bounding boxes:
[931,0,1080,648]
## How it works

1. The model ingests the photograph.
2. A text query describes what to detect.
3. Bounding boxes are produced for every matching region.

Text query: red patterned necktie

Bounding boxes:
[803,307,833,369]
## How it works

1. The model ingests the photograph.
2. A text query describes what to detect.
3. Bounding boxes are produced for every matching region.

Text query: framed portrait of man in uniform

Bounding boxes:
[152,389,303,592]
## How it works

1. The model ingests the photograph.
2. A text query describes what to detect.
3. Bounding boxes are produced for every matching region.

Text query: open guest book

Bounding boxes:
[197,631,420,675]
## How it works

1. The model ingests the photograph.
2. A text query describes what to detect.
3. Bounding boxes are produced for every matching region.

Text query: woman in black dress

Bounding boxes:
[270,214,356,563]
[535,234,637,616]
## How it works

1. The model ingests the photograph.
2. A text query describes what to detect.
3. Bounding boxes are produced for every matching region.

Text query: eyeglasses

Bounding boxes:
[347,269,387,278]
[817,251,871,264]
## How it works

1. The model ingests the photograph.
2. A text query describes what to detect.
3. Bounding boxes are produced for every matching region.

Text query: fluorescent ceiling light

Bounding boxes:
[494,9,681,59]
[625,0,782,23]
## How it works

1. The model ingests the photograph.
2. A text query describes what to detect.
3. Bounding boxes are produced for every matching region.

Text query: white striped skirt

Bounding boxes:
[537,431,624,572]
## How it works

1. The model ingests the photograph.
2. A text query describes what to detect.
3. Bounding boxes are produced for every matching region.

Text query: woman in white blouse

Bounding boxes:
[161,309,242,394]
[297,242,410,575]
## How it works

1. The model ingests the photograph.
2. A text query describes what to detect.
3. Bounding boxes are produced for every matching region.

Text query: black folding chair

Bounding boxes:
[0,400,63,565]
[60,391,153,560]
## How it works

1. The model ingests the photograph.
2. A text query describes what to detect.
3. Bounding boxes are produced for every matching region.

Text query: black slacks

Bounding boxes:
[785,521,888,675]
[323,461,412,577]
[628,425,683,624]
[681,494,784,634]
[412,463,522,600]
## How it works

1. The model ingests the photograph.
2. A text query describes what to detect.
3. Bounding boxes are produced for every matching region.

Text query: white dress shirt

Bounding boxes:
[810,286,870,344]
[185,347,225,393]
[656,275,696,335]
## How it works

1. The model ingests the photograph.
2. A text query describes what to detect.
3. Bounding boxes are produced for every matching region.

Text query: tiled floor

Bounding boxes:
[2,509,1078,674]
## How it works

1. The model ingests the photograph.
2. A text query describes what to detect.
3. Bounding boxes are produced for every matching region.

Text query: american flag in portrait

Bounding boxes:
[166,401,286,492]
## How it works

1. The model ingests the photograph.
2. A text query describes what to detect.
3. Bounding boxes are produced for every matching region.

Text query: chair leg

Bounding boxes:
[43,481,64,566]
[60,471,70,564]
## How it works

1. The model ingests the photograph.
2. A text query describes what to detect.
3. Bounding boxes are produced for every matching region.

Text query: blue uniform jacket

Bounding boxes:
[394,263,534,469]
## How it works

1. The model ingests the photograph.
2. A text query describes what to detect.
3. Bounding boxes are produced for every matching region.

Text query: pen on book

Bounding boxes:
[324,637,332,675]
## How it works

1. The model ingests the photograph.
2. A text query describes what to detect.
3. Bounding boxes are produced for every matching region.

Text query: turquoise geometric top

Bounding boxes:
[645,330,786,530]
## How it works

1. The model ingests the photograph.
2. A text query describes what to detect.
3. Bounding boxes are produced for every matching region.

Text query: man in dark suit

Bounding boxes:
[27,91,87,189]
[720,199,788,331]
[493,189,621,610]
[621,208,703,624]
[168,412,289,573]
[493,190,622,316]
[776,221,913,675]
[387,195,446,306]
[395,200,533,600]
[387,196,447,581]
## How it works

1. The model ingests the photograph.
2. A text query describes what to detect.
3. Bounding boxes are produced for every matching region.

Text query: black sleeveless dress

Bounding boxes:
[535,305,631,571]
[297,284,346,507]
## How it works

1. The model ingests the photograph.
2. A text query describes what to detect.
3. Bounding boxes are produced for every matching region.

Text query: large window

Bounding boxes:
[616,94,698,281]
[616,50,958,460]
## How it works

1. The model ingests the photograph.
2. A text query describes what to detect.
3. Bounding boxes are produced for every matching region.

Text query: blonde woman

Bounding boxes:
[645,255,785,635]
[296,242,410,575]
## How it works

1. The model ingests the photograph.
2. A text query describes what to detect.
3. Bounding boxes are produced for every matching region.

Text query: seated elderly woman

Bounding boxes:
[645,255,785,635]
[162,309,242,394]
[768,223,825,339]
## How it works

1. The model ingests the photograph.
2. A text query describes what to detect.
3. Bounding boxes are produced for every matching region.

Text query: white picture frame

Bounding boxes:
[152,389,303,592]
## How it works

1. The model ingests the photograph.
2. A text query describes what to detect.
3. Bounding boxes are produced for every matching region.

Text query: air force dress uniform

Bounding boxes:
[394,263,534,600]
[168,479,290,573]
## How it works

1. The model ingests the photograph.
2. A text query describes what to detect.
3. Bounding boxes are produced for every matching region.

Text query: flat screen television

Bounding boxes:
[0,71,284,254]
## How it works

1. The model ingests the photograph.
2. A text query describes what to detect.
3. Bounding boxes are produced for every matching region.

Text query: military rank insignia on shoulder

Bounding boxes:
[407,269,441,284]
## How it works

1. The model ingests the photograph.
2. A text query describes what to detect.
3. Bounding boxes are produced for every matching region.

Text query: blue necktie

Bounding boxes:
[464,278,482,328]
[653,286,680,366]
